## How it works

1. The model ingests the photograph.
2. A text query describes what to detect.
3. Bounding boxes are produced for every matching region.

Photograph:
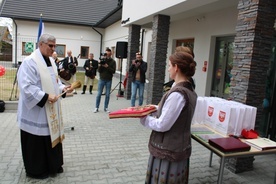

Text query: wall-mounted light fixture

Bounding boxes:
[121,17,130,24]
[196,16,205,22]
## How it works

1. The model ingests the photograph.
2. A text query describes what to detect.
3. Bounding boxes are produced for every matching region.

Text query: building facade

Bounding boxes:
[2,0,276,139]
[120,0,276,139]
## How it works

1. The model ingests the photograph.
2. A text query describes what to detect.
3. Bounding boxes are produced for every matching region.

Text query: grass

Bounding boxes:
[0,69,98,101]
[0,68,17,101]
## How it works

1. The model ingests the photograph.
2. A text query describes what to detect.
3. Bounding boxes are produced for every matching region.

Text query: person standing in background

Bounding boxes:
[52,51,62,73]
[139,51,197,183]
[94,48,116,113]
[82,53,98,94]
[60,50,78,94]
[129,52,147,107]
[17,33,73,179]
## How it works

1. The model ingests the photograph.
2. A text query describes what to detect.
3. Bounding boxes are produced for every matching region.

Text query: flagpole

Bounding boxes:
[36,13,43,48]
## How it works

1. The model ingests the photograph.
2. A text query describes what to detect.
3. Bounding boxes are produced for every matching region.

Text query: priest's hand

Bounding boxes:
[48,94,58,104]
[64,85,73,93]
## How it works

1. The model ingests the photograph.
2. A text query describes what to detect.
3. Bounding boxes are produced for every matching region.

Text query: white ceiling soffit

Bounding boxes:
[128,0,239,27]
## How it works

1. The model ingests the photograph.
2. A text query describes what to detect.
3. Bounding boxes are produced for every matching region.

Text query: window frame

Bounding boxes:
[55,44,66,58]
[80,46,89,59]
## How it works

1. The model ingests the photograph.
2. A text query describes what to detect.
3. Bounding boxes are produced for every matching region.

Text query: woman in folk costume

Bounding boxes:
[17,33,73,179]
[140,52,197,184]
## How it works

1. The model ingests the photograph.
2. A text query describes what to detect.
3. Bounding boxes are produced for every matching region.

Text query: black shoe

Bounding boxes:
[81,92,85,94]
[73,92,77,94]
[90,92,92,94]
[57,167,64,173]
[26,172,49,179]
[49,173,57,178]
[49,167,63,177]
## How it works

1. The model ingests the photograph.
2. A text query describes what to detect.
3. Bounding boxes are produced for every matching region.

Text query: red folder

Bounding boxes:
[109,105,157,119]
[208,137,251,152]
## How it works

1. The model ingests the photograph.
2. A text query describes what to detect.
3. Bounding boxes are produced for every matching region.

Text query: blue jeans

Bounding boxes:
[131,81,145,107]
[96,79,112,109]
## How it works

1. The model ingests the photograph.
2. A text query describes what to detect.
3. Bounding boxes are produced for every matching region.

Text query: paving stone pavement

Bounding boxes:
[0,78,275,184]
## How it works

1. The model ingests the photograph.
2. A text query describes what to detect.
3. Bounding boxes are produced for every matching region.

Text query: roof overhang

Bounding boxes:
[122,0,238,28]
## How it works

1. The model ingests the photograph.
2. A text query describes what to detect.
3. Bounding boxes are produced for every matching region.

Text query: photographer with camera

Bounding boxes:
[129,52,147,107]
[94,48,116,113]
[81,53,98,94]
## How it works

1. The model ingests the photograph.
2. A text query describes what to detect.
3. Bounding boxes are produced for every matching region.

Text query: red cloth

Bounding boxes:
[241,129,259,139]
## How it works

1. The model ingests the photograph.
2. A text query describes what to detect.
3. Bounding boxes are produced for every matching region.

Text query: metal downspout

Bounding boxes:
[92,27,103,55]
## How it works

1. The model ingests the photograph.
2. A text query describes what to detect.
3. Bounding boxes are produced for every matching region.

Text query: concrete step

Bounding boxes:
[3,101,18,110]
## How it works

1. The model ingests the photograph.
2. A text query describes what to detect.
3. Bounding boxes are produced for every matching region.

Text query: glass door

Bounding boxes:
[261,39,276,140]
[211,36,234,99]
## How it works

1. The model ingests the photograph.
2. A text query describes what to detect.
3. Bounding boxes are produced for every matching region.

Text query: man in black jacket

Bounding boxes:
[94,48,116,113]
[129,52,147,107]
[82,53,98,94]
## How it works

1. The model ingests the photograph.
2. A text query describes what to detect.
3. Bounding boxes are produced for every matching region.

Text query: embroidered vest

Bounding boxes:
[148,81,197,162]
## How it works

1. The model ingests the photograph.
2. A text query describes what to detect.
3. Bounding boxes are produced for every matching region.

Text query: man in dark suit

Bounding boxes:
[81,53,98,94]
[60,50,78,94]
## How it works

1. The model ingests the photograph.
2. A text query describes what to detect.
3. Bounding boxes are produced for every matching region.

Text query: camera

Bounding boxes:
[135,60,141,64]
[100,60,106,65]
[99,53,107,65]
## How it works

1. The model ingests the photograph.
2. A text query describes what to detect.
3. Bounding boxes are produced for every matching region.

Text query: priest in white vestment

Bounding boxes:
[17,33,72,179]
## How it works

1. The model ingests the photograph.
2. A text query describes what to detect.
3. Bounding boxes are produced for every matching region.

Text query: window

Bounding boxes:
[80,46,89,59]
[56,44,66,58]
[176,39,194,50]
[111,46,115,59]
[22,42,34,55]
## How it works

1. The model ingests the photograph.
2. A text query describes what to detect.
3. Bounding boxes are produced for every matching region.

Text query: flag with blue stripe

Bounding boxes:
[36,16,44,46]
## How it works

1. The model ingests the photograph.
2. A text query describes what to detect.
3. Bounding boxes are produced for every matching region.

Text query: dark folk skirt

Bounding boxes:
[145,154,189,184]
[20,130,63,178]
